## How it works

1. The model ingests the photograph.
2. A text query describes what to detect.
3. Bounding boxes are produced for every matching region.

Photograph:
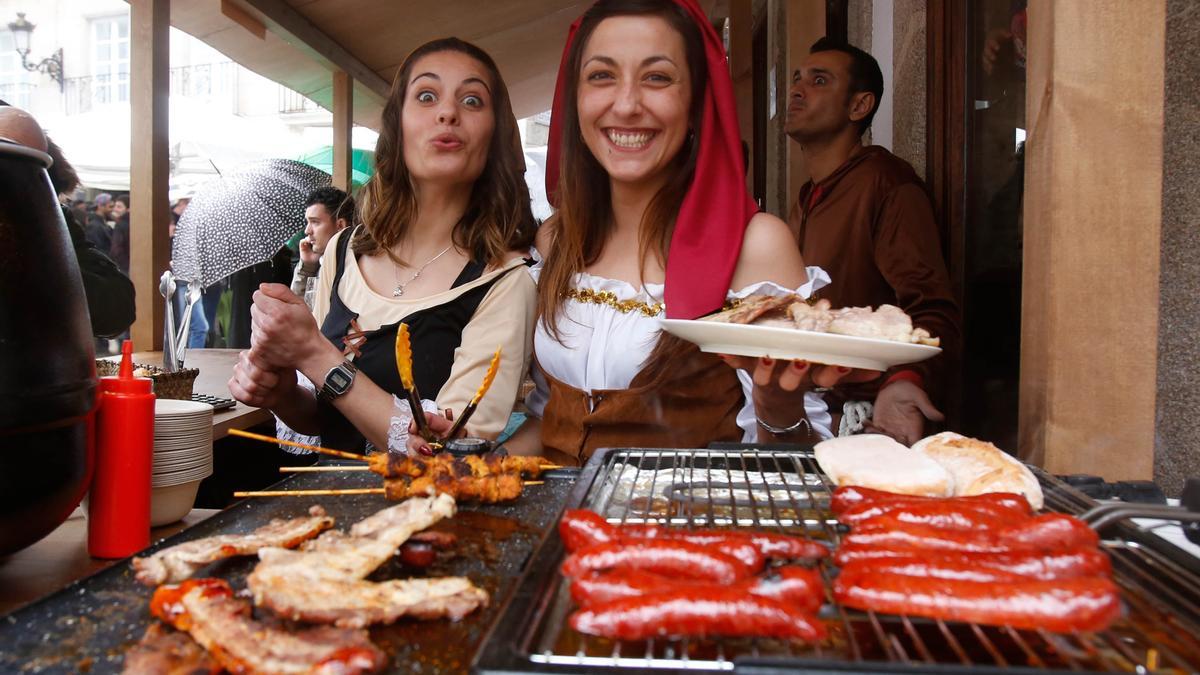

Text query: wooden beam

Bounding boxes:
[220,0,266,40]
[129,0,171,352]
[236,0,391,100]
[1018,0,1165,479]
[331,70,353,191]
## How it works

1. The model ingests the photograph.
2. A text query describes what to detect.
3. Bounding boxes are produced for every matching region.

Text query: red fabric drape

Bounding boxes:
[545,0,757,319]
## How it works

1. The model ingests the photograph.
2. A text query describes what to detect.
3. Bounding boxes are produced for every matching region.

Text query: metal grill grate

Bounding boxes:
[517,448,1200,673]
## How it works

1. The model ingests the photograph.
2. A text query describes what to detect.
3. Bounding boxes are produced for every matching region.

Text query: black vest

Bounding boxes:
[316,229,509,452]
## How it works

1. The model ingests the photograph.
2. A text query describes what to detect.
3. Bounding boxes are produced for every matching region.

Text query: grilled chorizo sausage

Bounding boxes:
[570,588,827,642]
[560,509,620,552]
[830,486,1032,516]
[561,541,755,584]
[571,566,823,612]
[620,524,829,561]
[844,513,1098,553]
[833,547,1112,581]
[840,500,1030,529]
[833,567,1121,633]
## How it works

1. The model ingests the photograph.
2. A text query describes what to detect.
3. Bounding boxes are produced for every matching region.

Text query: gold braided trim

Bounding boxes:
[566,288,664,317]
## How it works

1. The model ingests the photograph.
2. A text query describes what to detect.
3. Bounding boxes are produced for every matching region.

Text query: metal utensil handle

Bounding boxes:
[1079,501,1200,544]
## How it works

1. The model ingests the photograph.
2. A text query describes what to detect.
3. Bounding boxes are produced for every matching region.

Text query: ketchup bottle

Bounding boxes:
[88,340,154,558]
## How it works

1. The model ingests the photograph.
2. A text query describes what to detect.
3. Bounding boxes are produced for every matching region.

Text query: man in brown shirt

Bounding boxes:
[786,38,961,444]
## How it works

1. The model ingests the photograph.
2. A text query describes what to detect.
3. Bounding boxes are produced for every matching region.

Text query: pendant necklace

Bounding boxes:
[392,244,454,297]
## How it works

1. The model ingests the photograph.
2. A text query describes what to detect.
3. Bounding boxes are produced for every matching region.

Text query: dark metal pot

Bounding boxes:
[0,140,97,555]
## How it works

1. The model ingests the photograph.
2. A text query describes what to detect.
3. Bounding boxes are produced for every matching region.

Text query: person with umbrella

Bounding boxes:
[229,37,537,455]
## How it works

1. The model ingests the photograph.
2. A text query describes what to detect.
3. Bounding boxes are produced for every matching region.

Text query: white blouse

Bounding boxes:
[526,263,836,441]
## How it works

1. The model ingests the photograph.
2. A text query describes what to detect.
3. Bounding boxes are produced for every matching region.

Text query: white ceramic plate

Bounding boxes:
[659,319,942,371]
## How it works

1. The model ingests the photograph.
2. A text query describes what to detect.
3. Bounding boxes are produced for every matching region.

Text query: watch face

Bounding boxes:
[328,368,352,391]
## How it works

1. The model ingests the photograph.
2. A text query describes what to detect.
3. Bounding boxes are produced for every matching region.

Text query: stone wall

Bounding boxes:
[1155,0,1200,496]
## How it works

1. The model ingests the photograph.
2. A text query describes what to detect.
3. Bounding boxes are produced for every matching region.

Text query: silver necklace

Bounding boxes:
[392,244,454,297]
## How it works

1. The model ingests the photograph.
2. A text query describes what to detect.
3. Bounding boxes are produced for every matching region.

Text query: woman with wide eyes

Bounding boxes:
[229,37,538,455]
[411,0,874,465]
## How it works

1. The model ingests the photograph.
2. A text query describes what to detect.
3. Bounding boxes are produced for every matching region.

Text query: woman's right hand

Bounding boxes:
[228,350,296,409]
[406,410,456,455]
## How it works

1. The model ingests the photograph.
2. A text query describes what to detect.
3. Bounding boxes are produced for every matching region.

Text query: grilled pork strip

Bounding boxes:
[252,575,489,628]
[150,578,386,674]
[131,506,334,586]
[248,493,488,627]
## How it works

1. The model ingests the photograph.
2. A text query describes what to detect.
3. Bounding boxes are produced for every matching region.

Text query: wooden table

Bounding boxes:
[0,508,219,615]
[109,349,272,439]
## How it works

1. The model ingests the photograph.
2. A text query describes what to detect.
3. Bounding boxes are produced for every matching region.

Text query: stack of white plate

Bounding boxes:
[151,399,213,525]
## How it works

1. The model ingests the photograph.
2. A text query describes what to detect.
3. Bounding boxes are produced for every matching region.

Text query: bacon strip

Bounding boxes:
[150,579,386,674]
[131,506,334,586]
[248,493,488,628]
[121,624,219,675]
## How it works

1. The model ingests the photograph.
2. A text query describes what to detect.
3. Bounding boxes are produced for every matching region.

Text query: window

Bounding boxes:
[0,32,33,108]
[91,14,130,105]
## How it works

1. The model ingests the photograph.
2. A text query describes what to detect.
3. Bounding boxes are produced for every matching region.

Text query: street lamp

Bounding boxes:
[7,13,64,93]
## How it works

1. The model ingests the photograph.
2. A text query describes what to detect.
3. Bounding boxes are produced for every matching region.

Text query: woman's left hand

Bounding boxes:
[248,282,325,372]
[719,356,881,433]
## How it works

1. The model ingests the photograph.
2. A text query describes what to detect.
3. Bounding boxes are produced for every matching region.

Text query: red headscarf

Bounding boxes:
[544,0,757,319]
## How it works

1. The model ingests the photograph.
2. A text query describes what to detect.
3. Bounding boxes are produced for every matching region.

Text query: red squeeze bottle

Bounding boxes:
[88,340,155,558]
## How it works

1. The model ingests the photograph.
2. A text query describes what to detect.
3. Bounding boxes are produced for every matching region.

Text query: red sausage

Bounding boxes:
[571,567,823,613]
[831,486,1032,515]
[833,547,1112,581]
[840,500,1029,529]
[833,568,1121,633]
[844,514,1098,553]
[621,524,828,561]
[398,541,436,568]
[560,509,619,552]
[570,588,826,642]
[561,540,755,584]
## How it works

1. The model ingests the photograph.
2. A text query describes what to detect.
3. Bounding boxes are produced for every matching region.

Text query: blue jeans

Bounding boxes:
[173,286,209,349]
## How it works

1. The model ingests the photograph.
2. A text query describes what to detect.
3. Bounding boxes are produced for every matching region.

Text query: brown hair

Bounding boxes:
[537,0,707,339]
[353,37,534,266]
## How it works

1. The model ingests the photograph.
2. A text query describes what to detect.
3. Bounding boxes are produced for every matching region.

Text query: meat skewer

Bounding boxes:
[368,451,555,479]
[233,479,544,500]
[227,428,366,460]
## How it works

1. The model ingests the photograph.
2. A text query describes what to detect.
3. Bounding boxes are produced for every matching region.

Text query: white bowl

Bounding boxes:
[151,480,201,526]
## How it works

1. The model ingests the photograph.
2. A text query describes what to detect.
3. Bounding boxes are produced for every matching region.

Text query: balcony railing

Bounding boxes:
[277,86,321,114]
[64,61,236,115]
[0,82,34,109]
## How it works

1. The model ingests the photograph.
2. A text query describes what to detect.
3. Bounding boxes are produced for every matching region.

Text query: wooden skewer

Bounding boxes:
[228,428,366,461]
[279,464,562,473]
[280,465,371,472]
[234,488,384,497]
[234,480,545,498]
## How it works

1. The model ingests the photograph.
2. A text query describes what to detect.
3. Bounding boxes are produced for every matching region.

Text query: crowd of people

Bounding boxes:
[3,0,961,464]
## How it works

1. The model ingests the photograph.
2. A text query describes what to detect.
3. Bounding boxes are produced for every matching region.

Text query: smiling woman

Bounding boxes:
[491,0,867,465]
[229,38,538,456]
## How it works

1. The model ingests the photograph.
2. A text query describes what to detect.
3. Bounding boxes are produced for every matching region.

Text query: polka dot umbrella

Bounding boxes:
[171,159,332,287]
